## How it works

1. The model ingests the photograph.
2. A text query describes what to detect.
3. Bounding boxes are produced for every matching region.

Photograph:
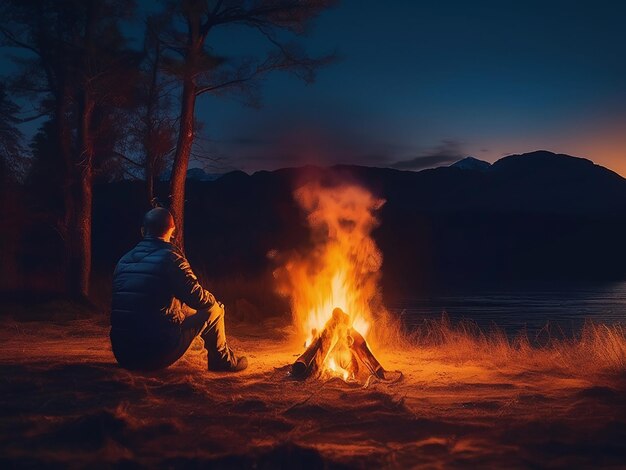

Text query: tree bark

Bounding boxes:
[55,89,77,295]
[169,5,206,251]
[67,0,96,299]
[69,93,95,299]
[169,70,197,250]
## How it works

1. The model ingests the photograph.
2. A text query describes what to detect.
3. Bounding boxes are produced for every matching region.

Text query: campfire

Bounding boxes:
[292,307,387,381]
[275,182,393,382]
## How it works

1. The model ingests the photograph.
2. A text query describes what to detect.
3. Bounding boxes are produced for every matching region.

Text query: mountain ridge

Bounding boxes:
[226,150,626,216]
[92,150,626,296]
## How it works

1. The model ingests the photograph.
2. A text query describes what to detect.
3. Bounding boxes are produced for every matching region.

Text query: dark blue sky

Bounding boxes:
[193,0,626,175]
[4,0,626,175]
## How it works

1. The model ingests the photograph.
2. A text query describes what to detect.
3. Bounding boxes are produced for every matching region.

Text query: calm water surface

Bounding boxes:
[388,281,626,338]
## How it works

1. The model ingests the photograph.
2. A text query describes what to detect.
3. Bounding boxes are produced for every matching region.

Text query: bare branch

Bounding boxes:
[190,151,222,163]
[18,110,49,123]
[112,150,143,168]
[0,25,43,57]
[195,73,260,95]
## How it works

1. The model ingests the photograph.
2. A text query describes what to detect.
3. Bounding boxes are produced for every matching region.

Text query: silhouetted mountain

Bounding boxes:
[90,150,626,307]
[482,150,626,214]
[158,167,225,182]
[450,156,491,171]
[185,168,224,182]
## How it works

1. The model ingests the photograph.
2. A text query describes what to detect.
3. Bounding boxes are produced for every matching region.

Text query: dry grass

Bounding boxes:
[560,320,626,372]
[375,312,626,375]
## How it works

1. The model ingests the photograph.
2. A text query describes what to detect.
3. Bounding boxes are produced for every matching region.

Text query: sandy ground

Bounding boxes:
[1,307,626,468]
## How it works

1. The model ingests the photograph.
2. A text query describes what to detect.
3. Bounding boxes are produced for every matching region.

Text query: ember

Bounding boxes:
[275,182,394,382]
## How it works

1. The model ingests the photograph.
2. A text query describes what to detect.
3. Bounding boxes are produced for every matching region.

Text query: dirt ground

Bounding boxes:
[1,304,626,468]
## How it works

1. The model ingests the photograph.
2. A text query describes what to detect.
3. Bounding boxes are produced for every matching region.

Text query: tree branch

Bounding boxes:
[0,25,43,57]
[195,74,259,96]
[112,150,143,168]
[18,110,50,123]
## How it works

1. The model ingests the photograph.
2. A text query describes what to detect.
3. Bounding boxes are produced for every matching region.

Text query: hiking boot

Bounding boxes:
[208,346,248,372]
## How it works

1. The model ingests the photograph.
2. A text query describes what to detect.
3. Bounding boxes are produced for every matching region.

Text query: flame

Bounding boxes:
[328,357,350,381]
[275,182,385,379]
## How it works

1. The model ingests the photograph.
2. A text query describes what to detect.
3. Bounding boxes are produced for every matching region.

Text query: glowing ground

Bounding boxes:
[1,307,626,468]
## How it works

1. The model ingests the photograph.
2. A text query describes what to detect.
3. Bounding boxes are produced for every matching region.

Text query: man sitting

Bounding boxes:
[110,207,247,372]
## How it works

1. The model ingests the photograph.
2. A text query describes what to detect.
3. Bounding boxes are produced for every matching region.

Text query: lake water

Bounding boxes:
[388,281,626,339]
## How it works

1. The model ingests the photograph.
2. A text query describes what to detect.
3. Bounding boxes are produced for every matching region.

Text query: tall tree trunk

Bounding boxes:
[70,94,95,299]
[67,0,95,299]
[55,90,76,295]
[169,74,197,250]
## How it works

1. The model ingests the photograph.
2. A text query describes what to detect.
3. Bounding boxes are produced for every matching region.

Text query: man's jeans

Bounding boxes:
[111,302,228,371]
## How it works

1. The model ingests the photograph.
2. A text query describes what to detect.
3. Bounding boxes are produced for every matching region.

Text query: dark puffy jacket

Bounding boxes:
[111,238,215,337]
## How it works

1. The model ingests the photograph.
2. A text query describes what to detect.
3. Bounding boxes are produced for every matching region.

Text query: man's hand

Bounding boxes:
[169,251,216,310]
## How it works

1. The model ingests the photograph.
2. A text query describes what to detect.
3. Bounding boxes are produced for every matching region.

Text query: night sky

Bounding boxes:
[195,0,626,176]
[7,0,626,176]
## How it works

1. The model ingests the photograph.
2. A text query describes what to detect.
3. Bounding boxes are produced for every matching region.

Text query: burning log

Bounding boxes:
[292,307,350,378]
[291,336,322,378]
[348,328,386,380]
[291,307,387,381]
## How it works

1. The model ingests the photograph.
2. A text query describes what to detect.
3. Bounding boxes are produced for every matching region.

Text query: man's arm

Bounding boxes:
[168,251,216,311]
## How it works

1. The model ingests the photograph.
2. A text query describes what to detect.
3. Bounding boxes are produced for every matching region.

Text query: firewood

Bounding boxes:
[349,328,386,379]
[291,307,350,378]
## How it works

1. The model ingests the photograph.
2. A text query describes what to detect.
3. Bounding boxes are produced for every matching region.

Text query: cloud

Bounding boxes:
[391,140,467,171]
[214,126,412,171]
